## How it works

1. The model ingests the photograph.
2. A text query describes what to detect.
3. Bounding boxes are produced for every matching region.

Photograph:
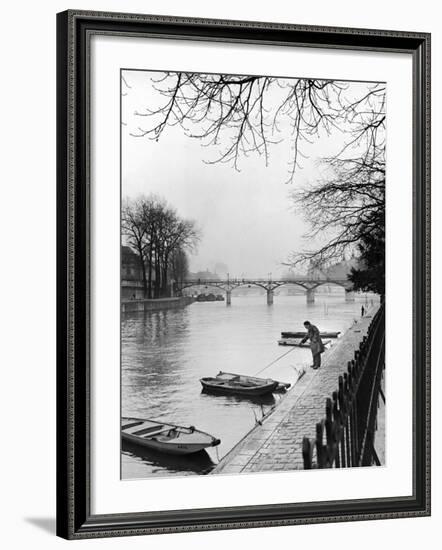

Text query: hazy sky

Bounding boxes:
[121,70,374,278]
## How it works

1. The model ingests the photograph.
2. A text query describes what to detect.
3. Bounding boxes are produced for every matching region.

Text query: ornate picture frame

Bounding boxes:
[56,10,430,539]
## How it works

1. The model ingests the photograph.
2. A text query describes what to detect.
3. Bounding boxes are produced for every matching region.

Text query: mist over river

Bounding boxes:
[121,292,378,479]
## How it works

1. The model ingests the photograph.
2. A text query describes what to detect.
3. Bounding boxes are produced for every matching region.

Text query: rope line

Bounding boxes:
[254,346,298,376]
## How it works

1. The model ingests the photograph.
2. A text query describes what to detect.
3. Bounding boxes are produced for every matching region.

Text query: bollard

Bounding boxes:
[302,437,313,469]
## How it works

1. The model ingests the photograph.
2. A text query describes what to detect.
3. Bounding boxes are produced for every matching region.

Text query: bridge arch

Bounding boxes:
[311,280,349,290]
[179,282,228,292]
[271,281,309,291]
[175,278,354,305]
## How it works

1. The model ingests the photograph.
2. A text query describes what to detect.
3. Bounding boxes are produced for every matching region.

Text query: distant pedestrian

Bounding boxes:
[300,321,325,369]
[361,305,365,317]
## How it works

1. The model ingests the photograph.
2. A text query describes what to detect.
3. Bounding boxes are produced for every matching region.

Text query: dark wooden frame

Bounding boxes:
[56,9,431,540]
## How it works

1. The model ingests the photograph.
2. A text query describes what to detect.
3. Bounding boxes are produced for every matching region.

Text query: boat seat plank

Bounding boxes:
[121,421,144,430]
[131,425,166,436]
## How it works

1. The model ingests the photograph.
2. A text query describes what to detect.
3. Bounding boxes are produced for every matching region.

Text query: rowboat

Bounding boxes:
[121,417,220,455]
[278,338,331,347]
[122,438,215,473]
[200,374,279,396]
[216,371,291,392]
[281,331,340,339]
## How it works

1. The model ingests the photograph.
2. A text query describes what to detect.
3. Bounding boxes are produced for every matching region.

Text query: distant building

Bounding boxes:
[305,257,359,294]
[121,246,142,281]
[188,269,220,280]
[325,257,359,279]
[307,256,359,281]
[121,246,145,300]
[213,262,229,277]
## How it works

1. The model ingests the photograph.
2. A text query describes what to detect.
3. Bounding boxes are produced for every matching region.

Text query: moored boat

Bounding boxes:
[281,331,340,339]
[216,371,290,392]
[278,338,331,347]
[121,417,220,455]
[200,374,279,396]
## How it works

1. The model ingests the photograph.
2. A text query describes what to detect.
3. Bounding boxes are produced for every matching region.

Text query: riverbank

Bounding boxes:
[121,296,195,313]
[212,305,381,475]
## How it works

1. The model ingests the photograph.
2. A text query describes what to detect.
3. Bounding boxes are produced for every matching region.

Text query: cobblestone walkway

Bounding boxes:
[212,306,379,474]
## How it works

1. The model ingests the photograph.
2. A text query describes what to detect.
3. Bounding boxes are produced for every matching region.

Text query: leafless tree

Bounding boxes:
[130,72,384,182]
[152,204,200,296]
[122,195,200,298]
[170,248,190,287]
[127,71,385,278]
[287,143,385,269]
[122,197,150,296]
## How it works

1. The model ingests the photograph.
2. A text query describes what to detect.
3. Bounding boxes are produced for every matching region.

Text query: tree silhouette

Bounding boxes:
[126,71,385,291]
[122,195,200,298]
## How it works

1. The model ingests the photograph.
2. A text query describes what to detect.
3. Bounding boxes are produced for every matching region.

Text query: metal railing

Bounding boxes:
[302,305,385,469]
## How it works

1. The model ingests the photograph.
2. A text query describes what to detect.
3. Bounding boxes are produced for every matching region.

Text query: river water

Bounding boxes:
[121,292,377,479]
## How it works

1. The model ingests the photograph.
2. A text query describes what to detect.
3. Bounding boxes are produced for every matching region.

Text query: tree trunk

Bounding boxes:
[137,244,147,298]
[154,250,161,298]
[147,246,153,299]
[162,266,168,297]
[162,253,169,297]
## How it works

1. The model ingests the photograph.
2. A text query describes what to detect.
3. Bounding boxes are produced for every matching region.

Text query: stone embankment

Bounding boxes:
[121,296,194,313]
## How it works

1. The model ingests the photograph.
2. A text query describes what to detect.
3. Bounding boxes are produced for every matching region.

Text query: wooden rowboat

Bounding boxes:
[121,417,220,455]
[216,371,291,393]
[281,331,340,339]
[200,374,279,396]
[278,338,331,347]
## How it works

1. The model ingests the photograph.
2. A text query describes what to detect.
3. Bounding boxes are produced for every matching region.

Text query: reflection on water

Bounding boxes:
[122,293,376,479]
[122,439,215,476]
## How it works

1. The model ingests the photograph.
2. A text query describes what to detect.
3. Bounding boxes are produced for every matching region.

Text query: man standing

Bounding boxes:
[300,321,325,369]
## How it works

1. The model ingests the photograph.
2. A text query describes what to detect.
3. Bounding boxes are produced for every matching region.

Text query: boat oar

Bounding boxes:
[249,406,261,426]
[249,404,265,426]
[291,365,306,381]
[254,345,297,376]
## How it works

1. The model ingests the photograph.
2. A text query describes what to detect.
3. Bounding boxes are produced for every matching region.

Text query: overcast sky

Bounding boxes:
[121,70,375,278]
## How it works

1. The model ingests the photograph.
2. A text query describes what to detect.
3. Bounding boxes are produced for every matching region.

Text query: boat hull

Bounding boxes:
[281,331,340,339]
[122,432,212,455]
[200,377,278,396]
[121,417,220,455]
[278,338,331,347]
[216,371,290,392]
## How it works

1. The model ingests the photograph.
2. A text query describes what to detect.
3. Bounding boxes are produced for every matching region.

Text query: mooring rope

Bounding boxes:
[253,345,298,376]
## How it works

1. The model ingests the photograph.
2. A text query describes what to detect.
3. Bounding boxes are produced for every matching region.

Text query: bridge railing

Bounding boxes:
[302,305,385,469]
[177,277,352,292]
[181,277,349,283]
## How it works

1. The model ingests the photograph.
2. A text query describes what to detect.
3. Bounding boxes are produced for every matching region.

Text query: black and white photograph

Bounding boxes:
[0,0,436,546]
[120,69,386,479]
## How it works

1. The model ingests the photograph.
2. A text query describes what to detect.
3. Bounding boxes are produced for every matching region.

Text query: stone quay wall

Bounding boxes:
[121,296,195,313]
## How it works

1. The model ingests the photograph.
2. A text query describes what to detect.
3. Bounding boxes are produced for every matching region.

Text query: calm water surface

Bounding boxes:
[121,293,377,479]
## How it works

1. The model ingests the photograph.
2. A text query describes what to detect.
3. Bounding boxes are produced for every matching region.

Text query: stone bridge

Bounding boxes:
[175,277,355,305]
